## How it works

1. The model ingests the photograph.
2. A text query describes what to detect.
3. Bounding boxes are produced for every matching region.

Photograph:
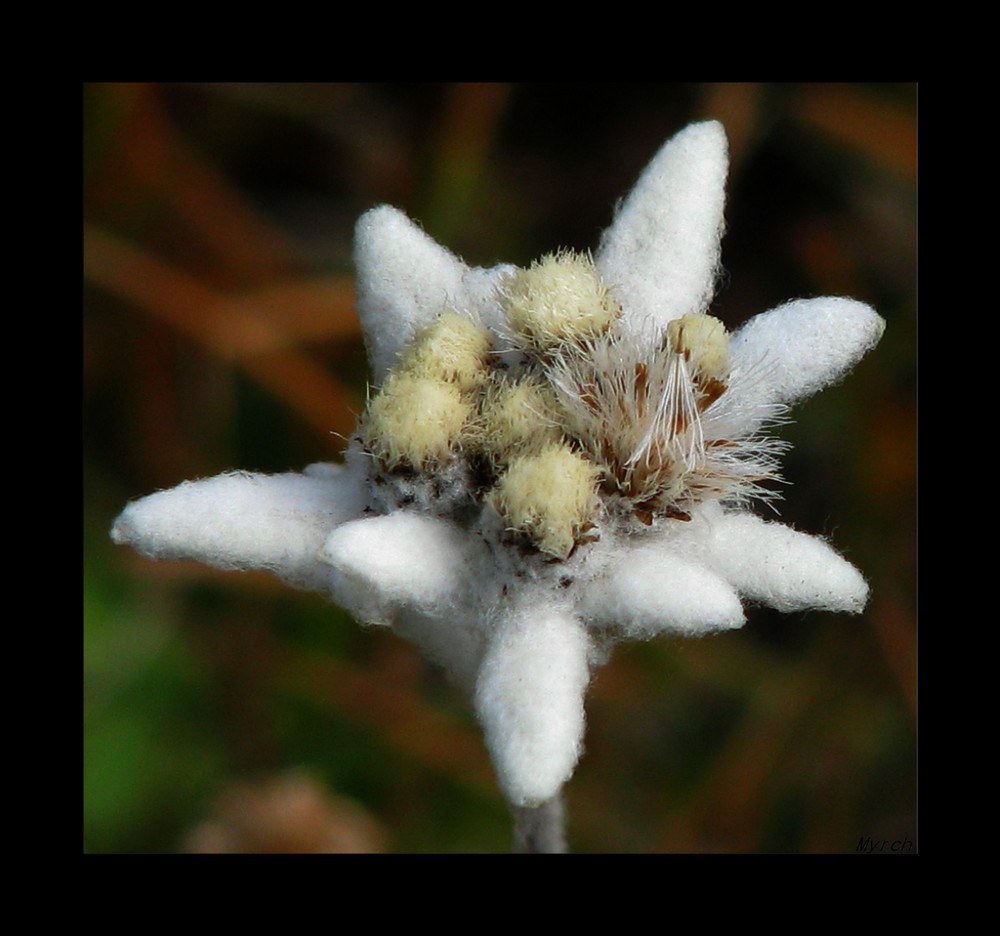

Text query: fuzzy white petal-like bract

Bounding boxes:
[354,206,473,382]
[475,607,591,807]
[580,541,745,638]
[111,466,365,593]
[597,121,728,334]
[729,297,886,411]
[461,263,519,337]
[320,512,475,627]
[694,512,870,614]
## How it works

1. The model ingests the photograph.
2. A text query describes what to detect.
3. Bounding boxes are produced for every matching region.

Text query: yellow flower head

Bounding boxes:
[501,250,620,352]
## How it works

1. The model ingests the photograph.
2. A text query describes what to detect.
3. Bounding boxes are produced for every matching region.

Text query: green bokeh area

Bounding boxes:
[84,538,224,852]
[84,83,916,853]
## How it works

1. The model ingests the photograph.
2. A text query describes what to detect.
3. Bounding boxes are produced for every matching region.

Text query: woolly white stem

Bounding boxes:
[512,795,566,854]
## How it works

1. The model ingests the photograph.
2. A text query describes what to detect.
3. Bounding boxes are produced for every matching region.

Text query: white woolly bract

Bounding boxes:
[596,121,728,333]
[320,512,475,627]
[111,467,365,594]
[354,206,469,382]
[729,297,885,413]
[691,510,870,614]
[579,542,745,637]
[353,206,514,382]
[475,608,591,807]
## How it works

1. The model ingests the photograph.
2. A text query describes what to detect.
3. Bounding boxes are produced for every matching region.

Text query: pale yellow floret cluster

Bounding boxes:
[365,372,473,469]
[502,250,620,350]
[488,445,601,559]
[472,376,565,464]
[364,311,492,469]
[666,313,730,383]
[397,310,493,391]
[362,251,759,561]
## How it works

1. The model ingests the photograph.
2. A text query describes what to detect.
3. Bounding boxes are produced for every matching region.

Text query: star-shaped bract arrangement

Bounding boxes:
[112,121,884,841]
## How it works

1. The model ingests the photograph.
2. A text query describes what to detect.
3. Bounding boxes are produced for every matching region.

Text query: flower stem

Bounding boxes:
[512,794,566,853]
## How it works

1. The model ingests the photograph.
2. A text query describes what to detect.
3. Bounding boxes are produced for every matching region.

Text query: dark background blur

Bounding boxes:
[83,82,916,854]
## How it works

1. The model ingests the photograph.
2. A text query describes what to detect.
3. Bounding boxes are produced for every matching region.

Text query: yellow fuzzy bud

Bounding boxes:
[365,372,473,468]
[473,376,565,463]
[665,314,730,383]
[397,310,492,391]
[501,250,619,351]
[489,444,600,559]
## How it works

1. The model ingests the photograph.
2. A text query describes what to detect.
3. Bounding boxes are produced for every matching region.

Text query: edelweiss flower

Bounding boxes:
[111,121,884,847]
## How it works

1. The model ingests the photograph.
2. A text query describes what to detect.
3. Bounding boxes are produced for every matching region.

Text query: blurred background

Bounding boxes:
[83,82,916,854]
